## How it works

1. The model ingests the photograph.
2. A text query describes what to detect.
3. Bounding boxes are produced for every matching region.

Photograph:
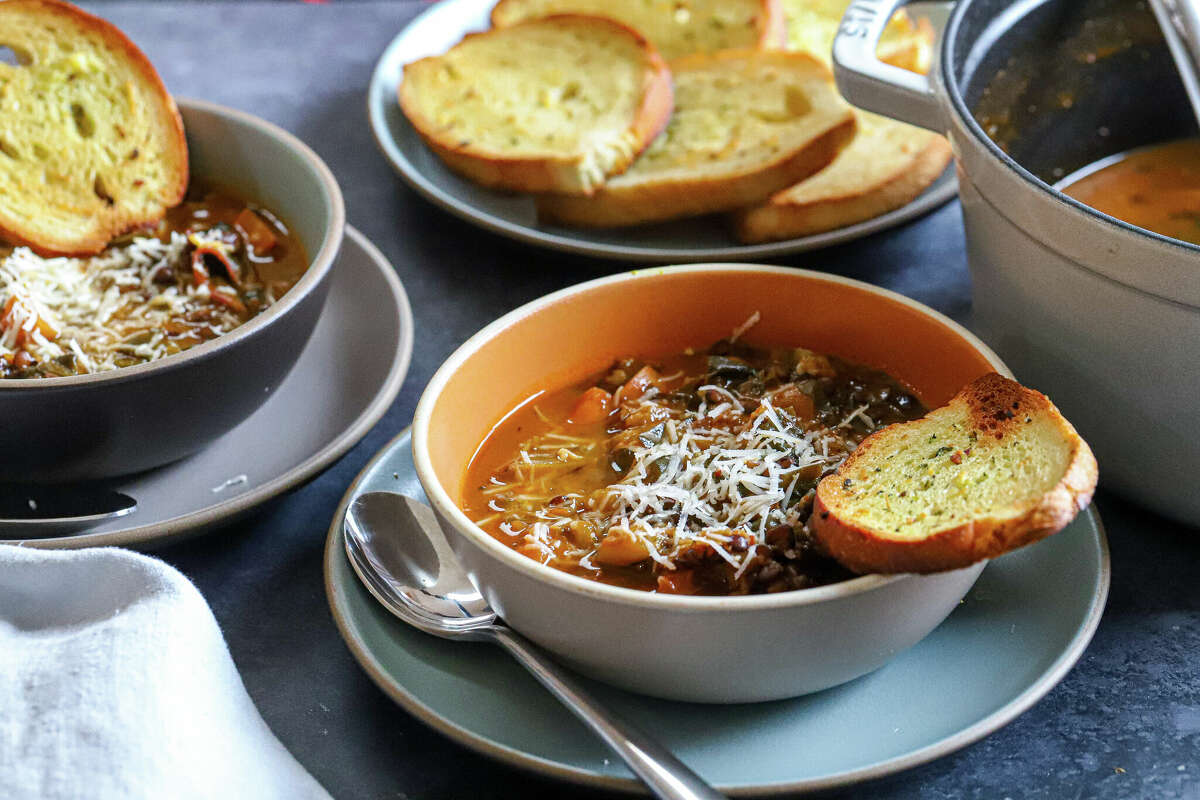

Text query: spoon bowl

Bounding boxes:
[343,490,726,800]
[344,492,494,636]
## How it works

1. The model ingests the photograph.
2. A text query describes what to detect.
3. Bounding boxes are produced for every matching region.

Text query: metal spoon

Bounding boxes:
[344,491,726,800]
[0,484,137,537]
[1149,0,1200,128]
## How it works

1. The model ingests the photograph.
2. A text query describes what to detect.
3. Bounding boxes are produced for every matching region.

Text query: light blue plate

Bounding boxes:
[324,429,1110,795]
[366,0,958,264]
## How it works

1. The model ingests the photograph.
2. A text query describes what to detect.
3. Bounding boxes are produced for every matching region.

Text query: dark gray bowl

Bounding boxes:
[0,98,345,481]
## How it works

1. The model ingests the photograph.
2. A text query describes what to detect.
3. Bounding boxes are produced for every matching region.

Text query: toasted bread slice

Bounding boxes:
[780,0,932,73]
[0,0,188,256]
[398,15,672,196]
[535,50,855,228]
[491,0,786,60]
[731,0,948,242]
[811,374,1098,575]
[732,112,952,241]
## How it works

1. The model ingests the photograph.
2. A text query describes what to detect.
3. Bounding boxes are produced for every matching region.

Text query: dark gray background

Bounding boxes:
[76,2,1200,797]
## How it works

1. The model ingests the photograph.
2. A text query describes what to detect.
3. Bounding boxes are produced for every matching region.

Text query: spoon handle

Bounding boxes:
[491,626,727,800]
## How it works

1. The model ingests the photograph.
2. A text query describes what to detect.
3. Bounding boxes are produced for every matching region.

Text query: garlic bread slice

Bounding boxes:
[732,111,951,241]
[812,374,1098,575]
[732,0,950,242]
[536,50,855,227]
[0,0,188,255]
[399,15,672,196]
[491,0,786,60]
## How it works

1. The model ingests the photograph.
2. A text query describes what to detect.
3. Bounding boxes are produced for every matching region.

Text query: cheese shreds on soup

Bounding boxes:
[0,187,308,379]
[462,318,928,596]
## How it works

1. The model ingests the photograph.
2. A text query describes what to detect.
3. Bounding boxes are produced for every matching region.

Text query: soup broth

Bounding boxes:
[0,184,308,378]
[1060,138,1200,245]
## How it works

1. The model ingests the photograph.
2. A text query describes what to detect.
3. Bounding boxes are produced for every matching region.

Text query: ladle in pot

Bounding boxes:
[1148,0,1200,127]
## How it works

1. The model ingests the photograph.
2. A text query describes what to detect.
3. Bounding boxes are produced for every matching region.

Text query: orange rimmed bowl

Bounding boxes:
[413,264,1009,703]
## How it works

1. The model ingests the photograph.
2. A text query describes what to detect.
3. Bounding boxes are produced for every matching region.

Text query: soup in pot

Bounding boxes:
[1060,138,1200,245]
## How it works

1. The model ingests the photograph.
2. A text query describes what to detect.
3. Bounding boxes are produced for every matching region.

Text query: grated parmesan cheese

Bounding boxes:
[728,310,761,343]
[598,393,841,575]
[465,330,930,593]
[0,233,265,376]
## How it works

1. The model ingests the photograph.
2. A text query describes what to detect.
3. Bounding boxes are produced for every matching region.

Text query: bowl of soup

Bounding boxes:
[832,0,1200,523]
[0,98,344,480]
[413,264,1008,702]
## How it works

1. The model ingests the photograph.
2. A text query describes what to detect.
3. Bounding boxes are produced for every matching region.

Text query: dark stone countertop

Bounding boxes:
[74,2,1200,797]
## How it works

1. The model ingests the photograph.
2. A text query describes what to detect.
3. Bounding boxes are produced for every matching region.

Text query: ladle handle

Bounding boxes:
[1148,0,1200,130]
[832,0,951,131]
[491,626,727,800]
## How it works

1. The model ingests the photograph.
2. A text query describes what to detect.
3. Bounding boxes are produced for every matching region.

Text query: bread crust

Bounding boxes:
[398,15,672,196]
[491,0,788,55]
[812,374,1098,575]
[730,131,952,242]
[0,0,188,256]
[756,0,788,50]
[536,118,853,226]
[535,50,856,227]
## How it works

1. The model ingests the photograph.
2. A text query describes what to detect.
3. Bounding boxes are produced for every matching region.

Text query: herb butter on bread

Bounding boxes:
[812,373,1098,575]
[0,0,188,256]
[398,15,672,196]
[536,50,855,227]
[491,0,785,60]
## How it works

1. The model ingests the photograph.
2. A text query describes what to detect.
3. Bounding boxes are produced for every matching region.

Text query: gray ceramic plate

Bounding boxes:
[324,428,1110,795]
[367,0,957,264]
[16,227,412,550]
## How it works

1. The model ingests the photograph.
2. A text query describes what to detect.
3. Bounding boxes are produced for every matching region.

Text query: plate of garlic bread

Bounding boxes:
[370,0,956,261]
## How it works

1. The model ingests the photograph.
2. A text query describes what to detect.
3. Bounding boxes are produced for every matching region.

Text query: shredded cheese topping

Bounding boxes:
[468,312,928,593]
[597,392,841,575]
[0,234,262,375]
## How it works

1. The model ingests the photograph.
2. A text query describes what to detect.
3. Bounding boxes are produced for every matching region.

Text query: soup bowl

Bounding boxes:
[413,264,1009,703]
[834,0,1200,524]
[0,98,344,481]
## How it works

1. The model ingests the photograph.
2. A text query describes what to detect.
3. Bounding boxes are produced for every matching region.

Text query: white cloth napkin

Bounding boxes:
[0,544,331,800]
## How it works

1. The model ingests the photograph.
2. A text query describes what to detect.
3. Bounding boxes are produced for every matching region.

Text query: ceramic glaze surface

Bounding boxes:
[0,100,346,481]
[436,498,984,702]
[412,265,1012,702]
[326,428,1109,792]
[13,227,412,549]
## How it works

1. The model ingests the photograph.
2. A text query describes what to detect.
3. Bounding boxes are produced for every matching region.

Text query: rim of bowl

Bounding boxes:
[0,96,345,390]
[941,0,1200,261]
[412,263,1012,612]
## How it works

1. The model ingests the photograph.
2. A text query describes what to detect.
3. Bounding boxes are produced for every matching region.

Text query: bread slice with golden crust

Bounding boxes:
[730,0,950,242]
[0,0,188,256]
[491,0,786,60]
[732,112,952,241]
[811,373,1098,575]
[399,15,672,196]
[779,0,932,73]
[535,50,855,227]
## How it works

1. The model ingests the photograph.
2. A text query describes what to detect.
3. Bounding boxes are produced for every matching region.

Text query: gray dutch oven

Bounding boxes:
[833,0,1200,524]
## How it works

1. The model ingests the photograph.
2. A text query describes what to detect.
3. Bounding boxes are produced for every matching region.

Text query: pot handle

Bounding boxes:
[832,0,949,132]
